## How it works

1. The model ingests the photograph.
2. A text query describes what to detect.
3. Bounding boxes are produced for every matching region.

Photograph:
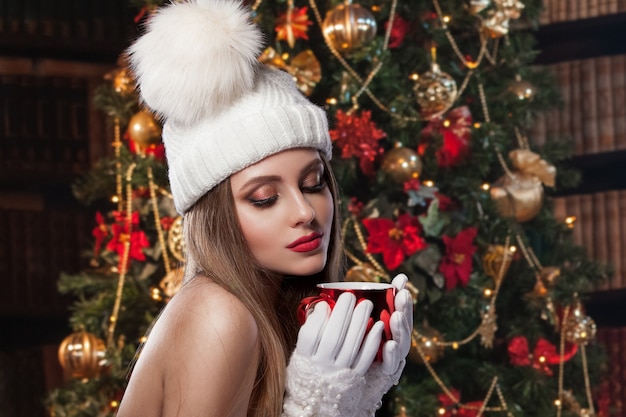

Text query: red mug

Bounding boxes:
[297,282,395,361]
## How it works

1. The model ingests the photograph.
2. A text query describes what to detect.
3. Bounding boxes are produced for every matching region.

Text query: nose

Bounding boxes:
[289,191,316,227]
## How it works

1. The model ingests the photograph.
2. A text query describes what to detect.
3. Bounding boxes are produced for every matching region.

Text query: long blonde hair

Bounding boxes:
[182,154,344,416]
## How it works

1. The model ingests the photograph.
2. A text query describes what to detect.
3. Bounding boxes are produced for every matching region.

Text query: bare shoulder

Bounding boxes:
[117,277,260,417]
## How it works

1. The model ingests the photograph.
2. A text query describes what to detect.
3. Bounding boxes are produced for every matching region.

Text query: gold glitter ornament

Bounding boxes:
[127,110,162,151]
[321,1,377,54]
[112,67,135,95]
[413,63,458,120]
[481,10,510,38]
[498,0,526,19]
[490,171,544,222]
[482,244,513,284]
[508,74,536,100]
[58,331,106,380]
[167,216,186,262]
[563,301,597,345]
[381,143,423,183]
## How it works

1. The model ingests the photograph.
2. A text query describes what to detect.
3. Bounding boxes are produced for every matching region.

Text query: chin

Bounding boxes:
[275,255,327,277]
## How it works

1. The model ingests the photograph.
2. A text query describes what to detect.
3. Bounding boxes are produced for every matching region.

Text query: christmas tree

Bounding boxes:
[47,0,609,416]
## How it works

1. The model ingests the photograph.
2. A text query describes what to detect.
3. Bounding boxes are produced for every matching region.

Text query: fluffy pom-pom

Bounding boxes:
[127,0,263,126]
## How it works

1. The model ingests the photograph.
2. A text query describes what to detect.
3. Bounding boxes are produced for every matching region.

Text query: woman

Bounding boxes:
[117,1,412,416]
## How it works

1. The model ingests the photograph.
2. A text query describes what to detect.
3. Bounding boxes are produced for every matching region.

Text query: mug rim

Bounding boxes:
[317,282,393,290]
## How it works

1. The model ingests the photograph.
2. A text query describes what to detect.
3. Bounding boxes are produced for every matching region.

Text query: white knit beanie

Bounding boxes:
[127,0,332,214]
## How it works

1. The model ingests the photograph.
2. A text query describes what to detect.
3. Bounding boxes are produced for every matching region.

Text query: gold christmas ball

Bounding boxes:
[564,303,597,345]
[482,244,512,284]
[381,144,423,184]
[409,327,444,364]
[564,314,597,345]
[322,3,377,54]
[345,262,381,283]
[58,331,106,379]
[413,64,457,120]
[167,216,186,263]
[481,10,510,38]
[490,171,544,222]
[127,110,162,150]
[508,75,536,100]
[112,67,135,95]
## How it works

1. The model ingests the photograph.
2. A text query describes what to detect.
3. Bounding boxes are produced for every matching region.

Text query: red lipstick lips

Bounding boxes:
[287,232,323,252]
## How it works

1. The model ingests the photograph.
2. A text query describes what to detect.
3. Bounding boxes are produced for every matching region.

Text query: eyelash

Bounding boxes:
[249,178,327,208]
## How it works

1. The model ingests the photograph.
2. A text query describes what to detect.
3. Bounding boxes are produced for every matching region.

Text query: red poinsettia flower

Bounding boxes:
[385,15,410,48]
[106,211,150,272]
[363,213,427,270]
[330,110,386,177]
[438,389,483,417]
[275,5,312,48]
[92,212,109,257]
[439,227,478,290]
[507,335,578,376]
[347,197,364,216]
[160,216,175,231]
[435,192,455,211]
[403,178,421,192]
[419,106,472,168]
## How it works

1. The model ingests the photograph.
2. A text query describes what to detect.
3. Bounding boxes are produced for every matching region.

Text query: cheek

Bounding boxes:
[317,189,335,232]
[236,208,272,251]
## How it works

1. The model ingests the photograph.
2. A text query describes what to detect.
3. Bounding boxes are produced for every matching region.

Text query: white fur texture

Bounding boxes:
[127,0,263,126]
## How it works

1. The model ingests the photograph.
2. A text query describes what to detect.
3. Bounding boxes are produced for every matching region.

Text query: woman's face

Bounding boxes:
[231,148,334,276]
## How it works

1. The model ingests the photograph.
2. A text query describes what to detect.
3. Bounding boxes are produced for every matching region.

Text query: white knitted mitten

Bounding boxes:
[282,292,384,417]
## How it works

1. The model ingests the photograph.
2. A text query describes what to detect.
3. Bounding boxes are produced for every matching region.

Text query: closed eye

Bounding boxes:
[302,180,327,193]
[248,195,278,208]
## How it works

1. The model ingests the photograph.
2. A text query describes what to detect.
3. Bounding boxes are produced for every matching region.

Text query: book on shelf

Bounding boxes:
[606,190,621,290]
[594,192,609,290]
[581,59,599,155]
[580,193,595,260]
[612,54,626,151]
[570,60,585,155]
[595,56,615,153]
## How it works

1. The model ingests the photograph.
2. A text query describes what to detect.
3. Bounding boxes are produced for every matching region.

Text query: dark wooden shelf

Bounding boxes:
[0,34,129,63]
[585,288,626,327]
[555,150,626,196]
[536,12,626,65]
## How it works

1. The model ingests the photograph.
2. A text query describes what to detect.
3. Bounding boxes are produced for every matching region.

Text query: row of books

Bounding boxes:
[553,191,624,291]
[596,327,626,415]
[0,207,89,316]
[539,0,626,24]
[0,74,91,180]
[0,0,134,42]
[530,54,626,156]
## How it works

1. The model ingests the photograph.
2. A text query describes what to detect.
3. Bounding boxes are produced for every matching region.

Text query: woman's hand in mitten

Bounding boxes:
[358,274,414,416]
[282,292,384,417]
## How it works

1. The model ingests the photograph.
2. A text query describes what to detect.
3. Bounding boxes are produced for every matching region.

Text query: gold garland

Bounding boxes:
[147,166,171,276]
[113,118,123,211]
[106,162,136,347]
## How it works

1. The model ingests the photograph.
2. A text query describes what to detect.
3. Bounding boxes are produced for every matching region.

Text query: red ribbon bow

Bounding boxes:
[507,335,578,375]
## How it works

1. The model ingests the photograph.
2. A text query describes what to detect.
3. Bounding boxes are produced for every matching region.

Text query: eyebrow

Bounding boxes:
[239,158,324,191]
